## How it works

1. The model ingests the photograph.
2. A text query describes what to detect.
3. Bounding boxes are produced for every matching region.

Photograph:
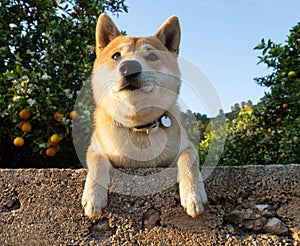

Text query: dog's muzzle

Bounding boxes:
[118,60,144,91]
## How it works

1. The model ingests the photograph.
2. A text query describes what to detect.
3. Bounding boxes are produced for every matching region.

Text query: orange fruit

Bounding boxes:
[276,118,282,123]
[46,147,56,157]
[288,71,296,78]
[49,141,58,147]
[52,145,60,153]
[20,109,31,120]
[54,112,64,121]
[21,122,32,132]
[19,121,25,127]
[86,9,91,16]
[49,134,60,145]
[74,7,82,14]
[14,137,24,147]
[50,0,57,7]
[282,103,288,109]
[267,128,272,133]
[69,111,78,119]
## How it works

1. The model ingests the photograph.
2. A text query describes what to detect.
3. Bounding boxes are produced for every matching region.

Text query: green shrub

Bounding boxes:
[199,22,300,166]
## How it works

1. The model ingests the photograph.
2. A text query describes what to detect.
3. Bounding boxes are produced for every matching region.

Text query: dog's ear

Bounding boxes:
[155,16,181,55]
[96,13,121,55]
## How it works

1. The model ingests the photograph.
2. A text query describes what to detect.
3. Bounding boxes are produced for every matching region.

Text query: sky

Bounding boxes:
[107,0,300,115]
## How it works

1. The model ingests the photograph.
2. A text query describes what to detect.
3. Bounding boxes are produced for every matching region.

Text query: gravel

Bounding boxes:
[0,165,299,245]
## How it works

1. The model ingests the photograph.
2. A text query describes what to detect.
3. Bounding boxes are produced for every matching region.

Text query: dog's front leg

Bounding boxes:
[178,145,208,218]
[82,145,111,219]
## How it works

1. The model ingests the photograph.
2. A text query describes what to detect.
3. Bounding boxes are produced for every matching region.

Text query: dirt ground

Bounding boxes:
[0,165,299,245]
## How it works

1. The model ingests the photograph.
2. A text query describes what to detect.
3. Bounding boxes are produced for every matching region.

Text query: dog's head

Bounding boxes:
[92,14,181,127]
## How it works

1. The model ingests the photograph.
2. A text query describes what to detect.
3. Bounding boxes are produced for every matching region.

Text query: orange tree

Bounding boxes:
[253,22,300,164]
[0,0,127,168]
[199,20,300,165]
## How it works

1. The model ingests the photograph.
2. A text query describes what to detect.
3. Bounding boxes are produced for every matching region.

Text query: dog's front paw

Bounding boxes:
[179,181,208,218]
[180,191,204,218]
[82,185,107,219]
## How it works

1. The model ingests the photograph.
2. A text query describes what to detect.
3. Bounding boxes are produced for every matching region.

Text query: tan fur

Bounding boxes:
[82,14,208,218]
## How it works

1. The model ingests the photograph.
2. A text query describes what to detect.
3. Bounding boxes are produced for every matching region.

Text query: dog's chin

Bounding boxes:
[115,85,156,101]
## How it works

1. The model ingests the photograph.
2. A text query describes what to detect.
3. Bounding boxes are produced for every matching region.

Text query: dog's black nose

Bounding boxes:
[119,60,142,79]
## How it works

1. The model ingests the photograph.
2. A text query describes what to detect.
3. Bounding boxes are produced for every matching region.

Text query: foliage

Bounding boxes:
[253,21,300,164]
[199,103,299,166]
[198,113,226,165]
[221,105,278,165]
[0,0,127,168]
[182,110,209,146]
[253,22,300,121]
[199,22,300,165]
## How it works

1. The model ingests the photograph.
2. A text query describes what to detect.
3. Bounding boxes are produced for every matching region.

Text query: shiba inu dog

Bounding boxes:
[82,13,208,218]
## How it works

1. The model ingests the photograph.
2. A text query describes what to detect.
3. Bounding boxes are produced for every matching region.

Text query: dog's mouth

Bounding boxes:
[118,78,154,93]
[119,79,141,91]
[122,85,138,91]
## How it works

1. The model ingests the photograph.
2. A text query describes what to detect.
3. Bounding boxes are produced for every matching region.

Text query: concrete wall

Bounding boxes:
[0,165,299,245]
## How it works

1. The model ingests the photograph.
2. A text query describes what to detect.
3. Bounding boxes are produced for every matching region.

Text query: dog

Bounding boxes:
[81,13,208,218]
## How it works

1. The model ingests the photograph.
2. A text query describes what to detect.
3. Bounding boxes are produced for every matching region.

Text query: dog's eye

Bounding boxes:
[146,52,158,61]
[112,52,121,61]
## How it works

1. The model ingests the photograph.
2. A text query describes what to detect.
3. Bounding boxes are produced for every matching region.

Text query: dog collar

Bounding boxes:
[113,114,172,134]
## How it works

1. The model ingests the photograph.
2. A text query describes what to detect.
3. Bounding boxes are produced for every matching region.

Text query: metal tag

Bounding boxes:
[161,115,171,128]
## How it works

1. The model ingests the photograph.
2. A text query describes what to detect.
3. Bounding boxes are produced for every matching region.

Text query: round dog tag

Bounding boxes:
[161,115,171,128]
